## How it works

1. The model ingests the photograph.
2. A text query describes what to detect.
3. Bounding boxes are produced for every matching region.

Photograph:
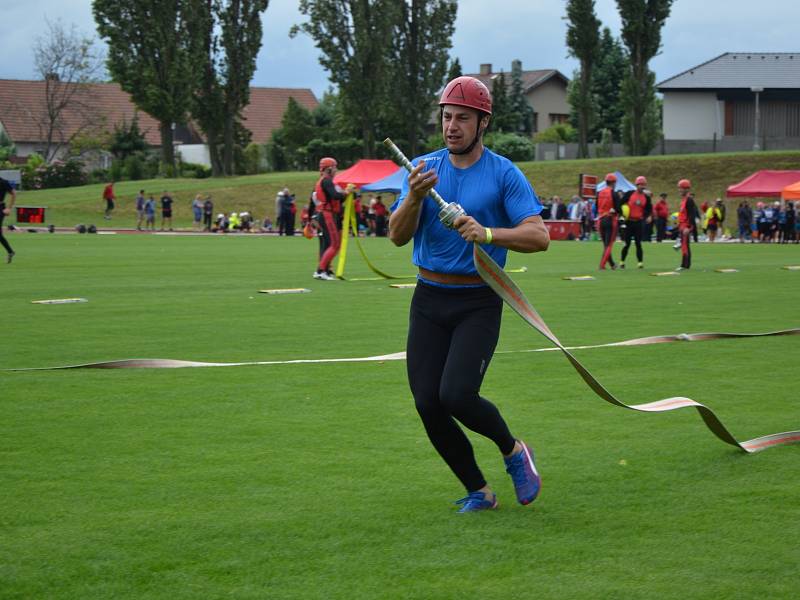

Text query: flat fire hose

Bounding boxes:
[472,243,800,454]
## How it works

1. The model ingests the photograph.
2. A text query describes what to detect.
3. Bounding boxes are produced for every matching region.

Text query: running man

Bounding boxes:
[389,76,550,513]
[597,173,619,270]
[619,175,652,268]
[676,179,697,271]
[0,176,17,263]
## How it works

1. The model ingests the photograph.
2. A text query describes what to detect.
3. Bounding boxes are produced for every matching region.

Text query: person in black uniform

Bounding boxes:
[0,176,17,263]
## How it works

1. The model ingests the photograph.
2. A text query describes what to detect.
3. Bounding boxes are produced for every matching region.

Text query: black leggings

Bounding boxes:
[621,220,643,263]
[0,211,12,254]
[407,281,515,492]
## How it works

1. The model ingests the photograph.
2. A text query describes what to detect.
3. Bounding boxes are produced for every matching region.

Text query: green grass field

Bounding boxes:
[2,233,799,599]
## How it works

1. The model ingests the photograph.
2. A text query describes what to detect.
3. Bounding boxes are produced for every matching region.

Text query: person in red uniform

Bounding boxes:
[313,157,354,280]
[654,193,669,242]
[676,178,697,271]
[103,181,116,220]
[619,175,652,269]
[597,173,619,270]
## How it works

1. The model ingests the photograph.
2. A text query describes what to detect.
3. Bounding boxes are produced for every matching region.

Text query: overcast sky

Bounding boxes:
[2,0,798,98]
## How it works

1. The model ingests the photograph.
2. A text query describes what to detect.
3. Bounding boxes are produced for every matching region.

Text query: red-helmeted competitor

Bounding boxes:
[389,76,550,513]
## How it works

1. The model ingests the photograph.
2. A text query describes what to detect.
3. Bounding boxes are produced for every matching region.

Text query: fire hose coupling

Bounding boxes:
[383,137,467,230]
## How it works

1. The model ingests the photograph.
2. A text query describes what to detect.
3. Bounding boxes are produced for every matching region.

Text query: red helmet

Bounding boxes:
[319,157,337,172]
[439,76,492,115]
[635,176,647,186]
[678,178,691,189]
[605,173,617,183]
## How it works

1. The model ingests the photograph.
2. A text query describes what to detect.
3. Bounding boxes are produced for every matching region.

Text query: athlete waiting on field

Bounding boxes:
[619,176,652,269]
[313,157,354,280]
[389,76,549,513]
[597,173,619,270]
[676,179,697,271]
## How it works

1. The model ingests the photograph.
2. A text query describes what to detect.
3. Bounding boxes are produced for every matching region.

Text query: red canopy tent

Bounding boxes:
[333,159,399,187]
[781,180,800,201]
[726,170,800,198]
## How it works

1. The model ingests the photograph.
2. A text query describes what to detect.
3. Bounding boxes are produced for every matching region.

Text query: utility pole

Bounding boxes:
[751,87,763,151]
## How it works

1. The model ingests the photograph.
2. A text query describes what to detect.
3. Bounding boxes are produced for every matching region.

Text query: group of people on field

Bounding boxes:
[596,173,699,271]
[736,200,798,243]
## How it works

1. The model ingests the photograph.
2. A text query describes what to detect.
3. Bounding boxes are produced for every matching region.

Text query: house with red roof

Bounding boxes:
[0,78,318,167]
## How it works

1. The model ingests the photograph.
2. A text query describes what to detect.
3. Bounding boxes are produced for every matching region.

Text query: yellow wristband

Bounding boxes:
[485,227,493,244]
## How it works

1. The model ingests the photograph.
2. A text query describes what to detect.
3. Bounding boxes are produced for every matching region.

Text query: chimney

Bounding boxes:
[512,59,522,72]
[479,63,492,76]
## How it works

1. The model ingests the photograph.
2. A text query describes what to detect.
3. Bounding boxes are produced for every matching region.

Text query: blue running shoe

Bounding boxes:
[504,441,541,505]
[454,491,498,513]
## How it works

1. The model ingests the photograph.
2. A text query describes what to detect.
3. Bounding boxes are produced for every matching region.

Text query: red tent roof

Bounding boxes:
[726,170,800,198]
[334,160,399,187]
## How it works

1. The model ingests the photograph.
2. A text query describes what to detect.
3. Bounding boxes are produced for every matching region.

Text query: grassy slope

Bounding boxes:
[1,235,799,599]
[12,150,800,230]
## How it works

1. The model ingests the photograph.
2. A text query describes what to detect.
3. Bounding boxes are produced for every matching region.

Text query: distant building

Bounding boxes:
[0,79,318,167]
[470,61,570,134]
[657,53,800,150]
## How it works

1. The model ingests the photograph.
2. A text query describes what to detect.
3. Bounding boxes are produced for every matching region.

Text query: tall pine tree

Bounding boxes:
[292,0,397,157]
[616,0,673,155]
[565,0,601,158]
[389,0,457,156]
[509,60,534,135]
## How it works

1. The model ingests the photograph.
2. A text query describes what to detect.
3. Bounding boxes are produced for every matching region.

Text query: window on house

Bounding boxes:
[549,114,569,126]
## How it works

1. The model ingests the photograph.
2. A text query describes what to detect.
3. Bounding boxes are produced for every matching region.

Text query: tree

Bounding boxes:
[592,28,627,142]
[218,0,269,174]
[616,0,673,155]
[388,0,457,157]
[27,19,104,163]
[565,0,601,158]
[446,57,462,81]
[292,0,397,157]
[109,115,148,160]
[491,71,515,133]
[94,0,197,172]
[509,59,534,135]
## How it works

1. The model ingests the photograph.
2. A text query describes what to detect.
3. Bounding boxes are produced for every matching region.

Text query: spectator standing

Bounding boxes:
[737,200,753,243]
[103,181,115,220]
[203,196,214,231]
[783,202,796,243]
[654,193,669,242]
[192,194,204,230]
[579,197,594,240]
[567,196,581,221]
[373,195,388,236]
[0,176,17,263]
[144,194,157,231]
[278,188,296,236]
[705,199,723,242]
[160,191,174,231]
[135,189,146,230]
[553,196,568,219]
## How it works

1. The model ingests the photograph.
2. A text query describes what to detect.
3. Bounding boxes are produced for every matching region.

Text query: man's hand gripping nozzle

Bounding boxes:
[383,138,466,229]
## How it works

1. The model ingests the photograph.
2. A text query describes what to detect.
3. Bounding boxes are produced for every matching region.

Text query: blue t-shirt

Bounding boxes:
[391,148,541,274]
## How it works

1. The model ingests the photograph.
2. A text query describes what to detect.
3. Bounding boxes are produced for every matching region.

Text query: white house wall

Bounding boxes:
[177,144,211,167]
[662,92,723,140]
